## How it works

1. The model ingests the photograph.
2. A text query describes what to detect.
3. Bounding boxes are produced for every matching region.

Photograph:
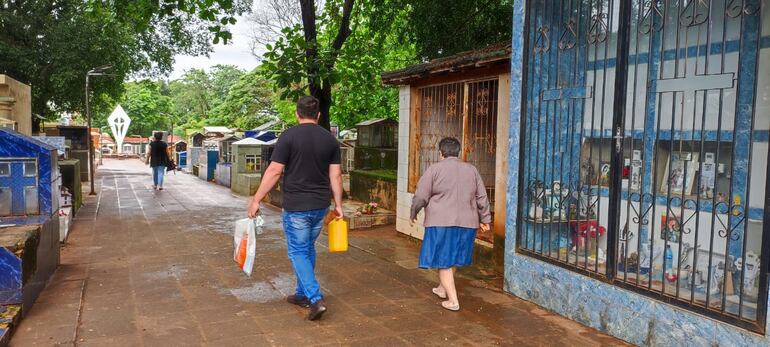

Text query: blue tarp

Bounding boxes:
[244,130,277,142]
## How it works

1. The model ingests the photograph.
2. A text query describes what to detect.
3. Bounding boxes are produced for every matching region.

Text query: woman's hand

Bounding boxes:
[480,223,490,232]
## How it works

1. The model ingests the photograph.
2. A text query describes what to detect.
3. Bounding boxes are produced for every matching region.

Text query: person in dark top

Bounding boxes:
[145,132,169,190]
[248,96,343,321]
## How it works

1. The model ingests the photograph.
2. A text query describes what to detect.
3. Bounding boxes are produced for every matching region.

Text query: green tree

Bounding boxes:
[330,0,416,128]
[209,68,276,130]
[94,80,173,137]
[0,0,251,131]
[261,0,356,130]
[167,69,213,124]
[209,65,246,109]
[261,0,416,130]
[400,0,513,59]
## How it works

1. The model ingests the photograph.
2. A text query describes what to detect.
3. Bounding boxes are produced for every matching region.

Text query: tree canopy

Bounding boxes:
[399,0,513,59]
[260,0,416,130]
[0,0,251,130]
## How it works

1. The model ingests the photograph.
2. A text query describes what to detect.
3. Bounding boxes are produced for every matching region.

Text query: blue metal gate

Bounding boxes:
[518,0,769,333]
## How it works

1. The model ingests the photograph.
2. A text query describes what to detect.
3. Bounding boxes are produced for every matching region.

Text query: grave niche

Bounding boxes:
[0,127,61,316]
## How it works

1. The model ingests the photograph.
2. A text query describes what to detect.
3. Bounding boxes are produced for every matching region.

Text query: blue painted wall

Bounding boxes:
[504,1,770,345]
[0,128,58,219]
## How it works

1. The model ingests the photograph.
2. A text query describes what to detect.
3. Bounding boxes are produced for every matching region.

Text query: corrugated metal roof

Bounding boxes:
[355,118,397,127]
[381,43,511,85]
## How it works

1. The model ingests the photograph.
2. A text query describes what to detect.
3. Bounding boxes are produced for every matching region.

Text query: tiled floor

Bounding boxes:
[10,159,627,346]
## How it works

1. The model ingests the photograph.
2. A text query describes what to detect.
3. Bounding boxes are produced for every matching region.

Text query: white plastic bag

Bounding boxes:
[233,216,264,276]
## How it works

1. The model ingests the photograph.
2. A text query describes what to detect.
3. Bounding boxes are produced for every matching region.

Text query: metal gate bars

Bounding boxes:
[518,0,769,333]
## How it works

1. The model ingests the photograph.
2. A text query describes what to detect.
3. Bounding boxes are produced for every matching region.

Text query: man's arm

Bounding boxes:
[329,164,344,218]
[247,161,285,218]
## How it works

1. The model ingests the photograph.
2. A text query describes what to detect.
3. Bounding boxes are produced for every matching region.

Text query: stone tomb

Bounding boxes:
[0,128,61,320]
[44,125,90,182]
[198,149,219,182]
[231,137,274,196]
[188,147,202,174]
[0,75,32,136]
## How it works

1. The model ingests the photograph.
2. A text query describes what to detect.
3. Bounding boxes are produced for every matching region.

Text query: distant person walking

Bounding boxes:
[146,132,169,190]
[410,137,491,312]
[247,96,344,321]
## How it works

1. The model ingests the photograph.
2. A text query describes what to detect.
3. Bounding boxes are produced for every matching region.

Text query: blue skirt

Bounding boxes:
[418,226,477,269]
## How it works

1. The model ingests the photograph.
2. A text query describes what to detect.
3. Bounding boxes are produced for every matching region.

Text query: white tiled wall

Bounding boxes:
[396,85,425,239]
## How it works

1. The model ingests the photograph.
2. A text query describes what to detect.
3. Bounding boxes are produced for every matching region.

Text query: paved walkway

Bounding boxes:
[10,159,627,346]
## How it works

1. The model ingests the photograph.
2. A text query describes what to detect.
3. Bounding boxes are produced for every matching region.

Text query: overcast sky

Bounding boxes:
[169,12,261,80]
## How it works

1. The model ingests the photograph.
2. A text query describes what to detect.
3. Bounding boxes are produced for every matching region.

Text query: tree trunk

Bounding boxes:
[31,97,48,134]
[299,0,355,132]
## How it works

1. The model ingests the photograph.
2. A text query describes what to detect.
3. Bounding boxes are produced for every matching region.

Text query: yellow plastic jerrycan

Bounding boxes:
[328,218,349,253]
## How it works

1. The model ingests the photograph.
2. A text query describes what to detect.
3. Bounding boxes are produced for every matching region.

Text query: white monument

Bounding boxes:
[107,105,131,154]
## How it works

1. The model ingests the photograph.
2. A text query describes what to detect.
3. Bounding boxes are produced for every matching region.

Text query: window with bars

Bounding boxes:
[245,155,261,173]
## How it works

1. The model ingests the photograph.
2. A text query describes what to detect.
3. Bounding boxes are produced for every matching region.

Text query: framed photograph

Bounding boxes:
[661,152,699,195]
[660,214,681,243]
[699,152,716,199]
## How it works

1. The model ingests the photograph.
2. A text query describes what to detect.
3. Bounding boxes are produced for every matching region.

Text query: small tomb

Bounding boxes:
[198,149,219,182]
[351,118,398,211]
[0,128,61,318]
[231,137,275,196]
[44,125,89,182]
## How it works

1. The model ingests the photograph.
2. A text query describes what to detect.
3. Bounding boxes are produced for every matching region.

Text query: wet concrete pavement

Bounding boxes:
[10,159,628,346]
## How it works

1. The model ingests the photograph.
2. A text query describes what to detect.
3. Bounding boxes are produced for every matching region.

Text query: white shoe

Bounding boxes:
[432,287,447,299]
[441,300,460,311]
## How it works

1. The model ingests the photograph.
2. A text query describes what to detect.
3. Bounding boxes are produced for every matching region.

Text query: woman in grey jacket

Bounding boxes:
[410,137,492,311]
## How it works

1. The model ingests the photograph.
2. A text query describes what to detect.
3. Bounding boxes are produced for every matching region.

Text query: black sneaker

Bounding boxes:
[308,300,327,321]
[287,295,311,308]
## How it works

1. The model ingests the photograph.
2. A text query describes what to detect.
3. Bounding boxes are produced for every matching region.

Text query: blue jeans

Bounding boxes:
[282,208,327,304]
[152,166,166,187]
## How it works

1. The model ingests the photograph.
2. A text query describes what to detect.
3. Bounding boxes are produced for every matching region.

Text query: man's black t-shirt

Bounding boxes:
[270,123,341,211]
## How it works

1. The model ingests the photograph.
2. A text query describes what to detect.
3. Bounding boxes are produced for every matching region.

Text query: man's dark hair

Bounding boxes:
[154,132,162,141]
[439,137,461,158]
[296,96,320,119]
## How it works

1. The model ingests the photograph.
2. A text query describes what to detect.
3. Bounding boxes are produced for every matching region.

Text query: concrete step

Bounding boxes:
[0,305,21,345]
[0,220,60,312]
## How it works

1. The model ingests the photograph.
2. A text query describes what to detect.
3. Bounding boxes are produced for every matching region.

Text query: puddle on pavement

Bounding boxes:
[224,272,294,303]
[142,265,188,280]
[464,286,513,305]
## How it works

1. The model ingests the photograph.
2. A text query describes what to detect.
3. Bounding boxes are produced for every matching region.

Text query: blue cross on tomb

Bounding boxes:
[0,161,38,215]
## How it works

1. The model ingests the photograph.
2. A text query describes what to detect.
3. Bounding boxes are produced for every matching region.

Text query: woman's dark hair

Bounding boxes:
[154,132,163,141]
[439,137,461,158]
[296,96,320,119]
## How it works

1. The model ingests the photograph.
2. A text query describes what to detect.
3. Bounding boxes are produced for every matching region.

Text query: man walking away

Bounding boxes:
[247,96,344,321]
[146,132,169,190]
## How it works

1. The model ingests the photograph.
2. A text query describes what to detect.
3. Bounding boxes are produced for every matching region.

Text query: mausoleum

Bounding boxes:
[382,44,512,267]
[0,75,32,135]
[502,1,770,345]
[230,137,275,196]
